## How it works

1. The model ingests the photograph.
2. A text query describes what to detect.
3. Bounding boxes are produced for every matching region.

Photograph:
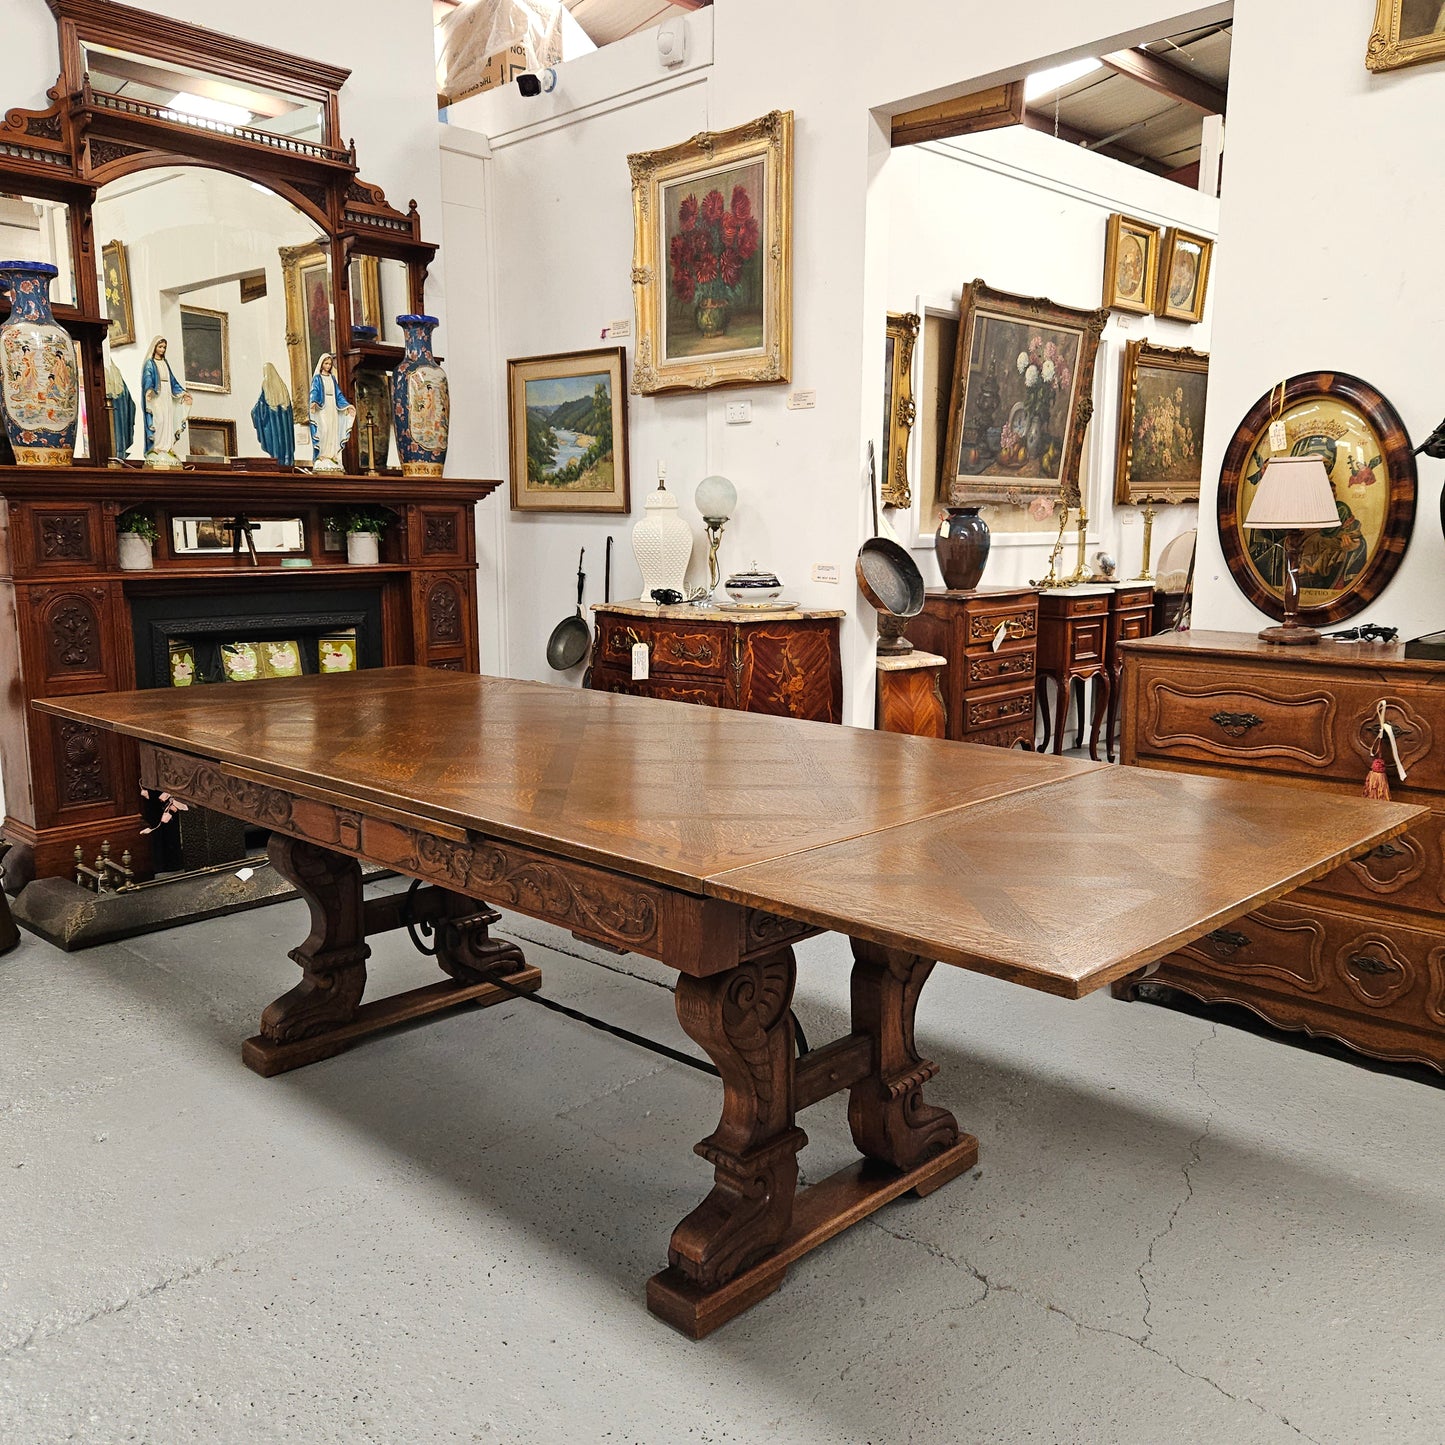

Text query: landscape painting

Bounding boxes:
[508,347,630,513]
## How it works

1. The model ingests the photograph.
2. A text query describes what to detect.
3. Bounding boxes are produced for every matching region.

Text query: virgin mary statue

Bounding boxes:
[308,353,355,473]
[141,336,191,469]
[251,363,295,467]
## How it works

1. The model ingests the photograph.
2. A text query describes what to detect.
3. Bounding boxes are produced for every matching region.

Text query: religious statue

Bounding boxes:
[308,352,355,473]
[141,336,191,469]
[104,359,136,463]
[251,362,295,467]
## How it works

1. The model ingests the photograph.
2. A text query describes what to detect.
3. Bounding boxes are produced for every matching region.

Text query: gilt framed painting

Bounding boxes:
[1216,371,1417,626]
[1367,0,1445,72]
[1114,341,1209,504]
[628,111,792,395]
[280,241,334,422]
[1154,228,1214,323]
[178,304,229,393]
[508,347,630,514]
[941,280,1107,506]
[1102,214,1158,315]
[882,312,919,510]
[100,239,135,347]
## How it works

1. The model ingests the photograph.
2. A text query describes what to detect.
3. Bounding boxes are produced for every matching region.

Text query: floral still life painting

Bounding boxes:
[629,111,792,394]
[942,281,1107,506]
[1114,341,1209,504]
[508,347,630,514]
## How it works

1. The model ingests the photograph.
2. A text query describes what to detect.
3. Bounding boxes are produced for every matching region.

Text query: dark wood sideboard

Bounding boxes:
[908,587,1039,748]
[0,469,497,889]
[1118,630,1445,1072]
[588,601,843,722]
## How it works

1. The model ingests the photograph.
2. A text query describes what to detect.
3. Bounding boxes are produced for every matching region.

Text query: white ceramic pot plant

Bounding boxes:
[116,507,158,571]
[324,506,393,565]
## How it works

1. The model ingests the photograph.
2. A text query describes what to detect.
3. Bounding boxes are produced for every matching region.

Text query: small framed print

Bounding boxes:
[178,304,230,393]
[187,417,237,462]
[1154,228,1214,323]
[100,239,135,347]
[1102,214,1158,315]
[881,312,919,509]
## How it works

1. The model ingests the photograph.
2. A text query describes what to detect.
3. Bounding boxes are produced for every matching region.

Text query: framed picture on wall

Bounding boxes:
[280,241,333,422]
[178,304,230,393]
[1101,214,1158,315]
[187,417,237,462]
[1367,0,1445,72]
[941,280,1107,506]
[628,111,792,395]
[1154,228,1213,323]
[882,312,919,510]
[100,239,135,347]
[1114,341,1209,504]
[1216,371,1417,626]
[507,346,630,514]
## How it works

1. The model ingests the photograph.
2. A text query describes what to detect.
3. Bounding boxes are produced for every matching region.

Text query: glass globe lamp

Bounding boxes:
[692,474,738,603]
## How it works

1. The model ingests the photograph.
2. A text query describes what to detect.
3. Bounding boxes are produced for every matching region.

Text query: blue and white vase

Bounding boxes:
[0,260,78,467]
[392,314,448,477]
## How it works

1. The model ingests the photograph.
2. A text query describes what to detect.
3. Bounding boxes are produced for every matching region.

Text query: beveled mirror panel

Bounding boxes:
[0,196,75,305]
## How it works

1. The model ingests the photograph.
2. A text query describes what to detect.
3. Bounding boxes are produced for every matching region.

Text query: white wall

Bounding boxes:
[882,125,1214,589]
[448,0,1231,721]
[1193,0,1445,635]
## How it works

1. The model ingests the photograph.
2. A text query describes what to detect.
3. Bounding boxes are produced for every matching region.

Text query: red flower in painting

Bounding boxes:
[668,179,761,308]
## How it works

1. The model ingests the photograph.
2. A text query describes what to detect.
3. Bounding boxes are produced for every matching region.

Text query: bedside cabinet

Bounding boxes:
[1035,588,1112,758]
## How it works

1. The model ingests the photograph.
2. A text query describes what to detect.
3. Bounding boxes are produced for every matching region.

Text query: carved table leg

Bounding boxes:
[647,948,807,1336]
[257,835,369,1044]
[848,939,973,1193]
[433,890,529,984]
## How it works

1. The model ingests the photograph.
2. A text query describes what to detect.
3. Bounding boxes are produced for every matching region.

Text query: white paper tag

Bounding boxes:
[632,642,649,681]
[1269,419,1287,452]
[235,866,255,882]
[992,621,1007,652]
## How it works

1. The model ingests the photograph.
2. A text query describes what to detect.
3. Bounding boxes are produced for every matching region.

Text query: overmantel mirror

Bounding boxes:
[0,0,437,472]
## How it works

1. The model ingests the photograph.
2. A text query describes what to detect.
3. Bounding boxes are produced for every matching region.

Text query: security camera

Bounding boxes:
[515,67,557,97]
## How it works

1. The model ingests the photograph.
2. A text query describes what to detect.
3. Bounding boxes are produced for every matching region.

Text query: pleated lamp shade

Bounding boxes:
[1242,456,1339,530]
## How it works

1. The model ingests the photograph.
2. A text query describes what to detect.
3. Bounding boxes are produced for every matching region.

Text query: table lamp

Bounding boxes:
[1241,455,1340,645]
[692,474,737,604]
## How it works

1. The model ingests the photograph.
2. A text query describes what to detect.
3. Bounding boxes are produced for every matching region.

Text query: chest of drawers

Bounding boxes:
[1118,630,1445,1072]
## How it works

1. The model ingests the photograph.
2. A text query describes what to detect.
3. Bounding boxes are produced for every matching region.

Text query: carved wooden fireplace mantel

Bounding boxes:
[0,467,498,888]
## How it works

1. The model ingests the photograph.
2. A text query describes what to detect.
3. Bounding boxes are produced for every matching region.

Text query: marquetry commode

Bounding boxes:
[1119,630,1445,1071]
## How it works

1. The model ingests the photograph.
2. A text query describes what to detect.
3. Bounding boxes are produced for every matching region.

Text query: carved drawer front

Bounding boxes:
[1067,618,1106,668]
[1172,903,1327,992]
[1342,692,1442,793]
[1306,806,1444,918]
[962,681,1035,735]
[1136,671,1337,774]
[965,602,1037,648]
[968,719,1033,750]
[599,620,725,677]
[968,649,1035,685]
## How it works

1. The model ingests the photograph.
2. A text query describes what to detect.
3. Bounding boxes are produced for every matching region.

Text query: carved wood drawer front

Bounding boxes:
[966,604,1037,647]
[1306,806,1444,918]
[1110,586,1153,610]
[1137,673,1337,773]
[968,650,1035,685]
[1067,619,1107,668]
[1166,899,1445,1038]
[1343,693,1440,792]
[600,621,724,677]
[636,678,726,707]
[968,719,1033,750]
[962,682,1035,734]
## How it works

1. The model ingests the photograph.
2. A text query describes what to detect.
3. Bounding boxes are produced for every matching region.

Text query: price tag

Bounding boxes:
[992,621,1008,652]
[632,642,650,681]
[1268,419,1287,452]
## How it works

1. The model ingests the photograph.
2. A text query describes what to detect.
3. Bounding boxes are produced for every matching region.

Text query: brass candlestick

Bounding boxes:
[105,395,123,467]
[1064,504,1091,585]
[363,413,380,476]
[1132,500,1156,582]
[1031,505,1070,589]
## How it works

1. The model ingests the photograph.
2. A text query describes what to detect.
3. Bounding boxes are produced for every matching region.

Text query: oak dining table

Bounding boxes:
[35,668,1422,1337]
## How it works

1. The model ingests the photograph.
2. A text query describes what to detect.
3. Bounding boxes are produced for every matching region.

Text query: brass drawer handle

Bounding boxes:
[1345,953,1397,976]
[666,639,713,663]
[1205,928,1250,957]
[1210,711,1263,738]
[1373,841,1405,859]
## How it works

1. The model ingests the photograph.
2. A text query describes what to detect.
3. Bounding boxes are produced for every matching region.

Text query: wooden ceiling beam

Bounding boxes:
[1018,108,1167,174]
[1101,47,1227,116]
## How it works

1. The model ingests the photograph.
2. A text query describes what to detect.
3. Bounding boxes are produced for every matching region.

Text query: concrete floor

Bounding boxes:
[1,894,1442,1445]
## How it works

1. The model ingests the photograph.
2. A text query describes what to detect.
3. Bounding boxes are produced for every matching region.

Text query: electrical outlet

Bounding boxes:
[725,401,752,425]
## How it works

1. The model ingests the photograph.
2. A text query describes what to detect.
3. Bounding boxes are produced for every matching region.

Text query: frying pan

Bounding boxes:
[855,442,924,652]
[546,547,590,670]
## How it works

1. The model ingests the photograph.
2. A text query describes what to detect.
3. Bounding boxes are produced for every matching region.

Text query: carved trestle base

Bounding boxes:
[241,835,538,1078]
[647,936,978,1339]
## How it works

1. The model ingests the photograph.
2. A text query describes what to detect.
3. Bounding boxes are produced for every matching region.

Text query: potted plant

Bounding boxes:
[323,506,393,565]
[116,507,158,571]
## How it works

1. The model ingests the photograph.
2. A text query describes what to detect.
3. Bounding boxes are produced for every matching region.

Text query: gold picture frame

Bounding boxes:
[882,312,919,509]
[280,241,334,422]
[178,303,230,394]
[941,280,1107,506]
[187,416,238,462]
[100,238,135,347]
[349,254,381,333]
[1114,340,1209,505]
[1367,0,1445,72]
[1154,228,1213,323]
[1102,213,1158,315]
[628,110,792,395]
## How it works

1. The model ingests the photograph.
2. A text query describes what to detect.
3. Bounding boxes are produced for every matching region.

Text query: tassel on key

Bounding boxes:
[1364,755,1391,800]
